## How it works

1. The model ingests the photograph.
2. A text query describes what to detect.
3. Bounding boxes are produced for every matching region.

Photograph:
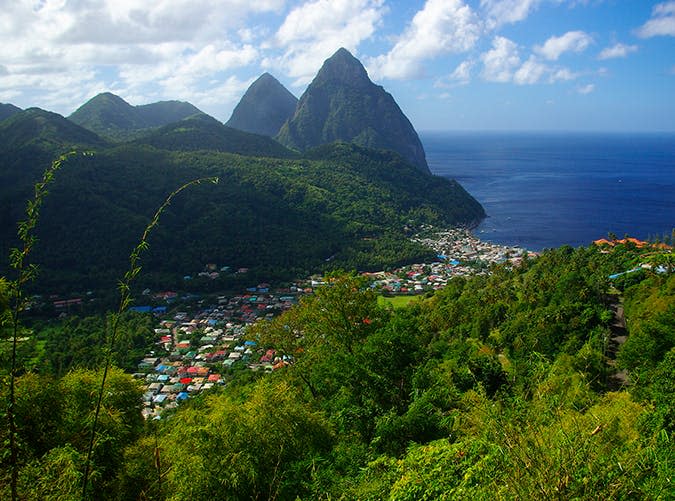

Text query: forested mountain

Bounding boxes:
[0,108,108,153]
[0,103,22,122]
[132,113,297,158]
[226,73,298,137]
[277,48,429,173]
[0,111,484,292]
[68,92,203,141]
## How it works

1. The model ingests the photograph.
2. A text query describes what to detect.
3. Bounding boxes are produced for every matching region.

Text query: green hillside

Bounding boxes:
[0,112,484,292]
[133,113,297,158]
[1,243,672,499]
[0,103,22,122]
[68,92,203,141]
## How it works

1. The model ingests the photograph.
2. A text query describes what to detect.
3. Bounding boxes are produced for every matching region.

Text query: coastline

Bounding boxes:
[357,226,535,296]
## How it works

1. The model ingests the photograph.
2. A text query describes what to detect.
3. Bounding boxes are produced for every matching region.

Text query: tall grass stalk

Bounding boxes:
[81,176,218,500]
[7,151,78,501]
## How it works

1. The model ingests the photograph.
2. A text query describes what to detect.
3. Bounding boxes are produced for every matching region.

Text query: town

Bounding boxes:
[131,227,531,419]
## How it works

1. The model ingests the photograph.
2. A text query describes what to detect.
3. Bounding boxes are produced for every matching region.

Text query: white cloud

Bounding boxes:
[513,56,548,84]
[269,0,385,85]
[550,67,577,82]
[479,36,582,85]
[480,0,542,28]
[481,36,521,82]
[0,1,283,113]
[534,31,592,60]
[368,0,481,80]
[577,83,595,94]
[451,60,474,83]
[636,1,675,37]
[598,43,638,60]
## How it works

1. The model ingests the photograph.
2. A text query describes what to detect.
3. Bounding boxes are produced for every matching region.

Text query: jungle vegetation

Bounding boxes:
[1,241,673,500]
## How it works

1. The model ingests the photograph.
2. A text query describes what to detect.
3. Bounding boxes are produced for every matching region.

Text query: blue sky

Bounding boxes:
[1,0,673,131]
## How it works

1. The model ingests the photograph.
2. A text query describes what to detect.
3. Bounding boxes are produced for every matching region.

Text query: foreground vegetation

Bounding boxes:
[1,241,673,500]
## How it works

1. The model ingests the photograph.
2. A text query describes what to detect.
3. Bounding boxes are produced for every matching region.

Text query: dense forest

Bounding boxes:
[1,239,673,499]
[0,109,484,294]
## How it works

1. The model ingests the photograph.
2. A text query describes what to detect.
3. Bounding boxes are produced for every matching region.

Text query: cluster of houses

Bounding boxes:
[365,227,532,293]
[133,286,302,419]
[132,230,535,418]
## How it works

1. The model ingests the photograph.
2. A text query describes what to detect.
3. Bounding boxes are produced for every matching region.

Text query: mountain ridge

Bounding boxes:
[68,92,203,141]
[133,113,297,158]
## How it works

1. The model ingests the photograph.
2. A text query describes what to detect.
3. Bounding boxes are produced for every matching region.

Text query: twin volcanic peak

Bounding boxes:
[275,48,430,174]
[225,73,298,137]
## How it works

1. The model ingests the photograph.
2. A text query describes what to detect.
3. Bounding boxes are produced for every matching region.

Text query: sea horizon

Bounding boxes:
[421,130,675,251]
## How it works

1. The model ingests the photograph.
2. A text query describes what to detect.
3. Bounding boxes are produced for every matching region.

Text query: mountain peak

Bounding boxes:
[69,92,203,141]
[277,49,429,173]
[314,48,370,86]
[226,72,298,137]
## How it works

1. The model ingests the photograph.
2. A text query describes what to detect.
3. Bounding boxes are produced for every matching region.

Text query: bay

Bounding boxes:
[422,131,675,251]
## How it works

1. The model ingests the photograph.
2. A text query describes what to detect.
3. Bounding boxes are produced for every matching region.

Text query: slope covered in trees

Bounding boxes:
[132,113,297,158]
[0,113,484,292]
[0,103,22,122]
[68,92,203,141]
[1,243,672,499]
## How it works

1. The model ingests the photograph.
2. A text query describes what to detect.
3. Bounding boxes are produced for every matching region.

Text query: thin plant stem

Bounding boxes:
[81,176,218,500]
[7,151,77,501]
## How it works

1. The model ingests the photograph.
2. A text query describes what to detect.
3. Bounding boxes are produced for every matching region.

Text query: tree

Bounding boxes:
[161,379,332,500]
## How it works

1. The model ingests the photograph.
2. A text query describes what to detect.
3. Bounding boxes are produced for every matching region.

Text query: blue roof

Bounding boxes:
[130,306,153,313]
[244,340,257,346]
[177,392,189,401]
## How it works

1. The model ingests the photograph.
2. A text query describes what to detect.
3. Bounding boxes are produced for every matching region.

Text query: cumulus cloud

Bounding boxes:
[444,60,475,86]
[0,0,283,113]
[598,43,638,60]
[368,0,481,80]
[268,0,386,85]
[534,31,593,60]
[479,36,582,85]
[480,0,542,28]
[636,1,675,37]
[513,56,549,84]
[480,36,521,82]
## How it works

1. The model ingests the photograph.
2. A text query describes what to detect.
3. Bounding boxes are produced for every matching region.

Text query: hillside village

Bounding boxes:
[132,227,531,418]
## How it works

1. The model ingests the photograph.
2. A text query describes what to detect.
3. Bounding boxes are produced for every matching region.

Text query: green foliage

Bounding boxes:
[39,313,155,375]
[1,154,672,501]
[68,92,202,142]
[133,113,297,158]
[160,379,332,500]
[0,368,142,500]
[1,137,483,292]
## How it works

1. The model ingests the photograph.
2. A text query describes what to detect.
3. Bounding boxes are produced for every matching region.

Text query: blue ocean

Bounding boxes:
[422,132,675,251]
